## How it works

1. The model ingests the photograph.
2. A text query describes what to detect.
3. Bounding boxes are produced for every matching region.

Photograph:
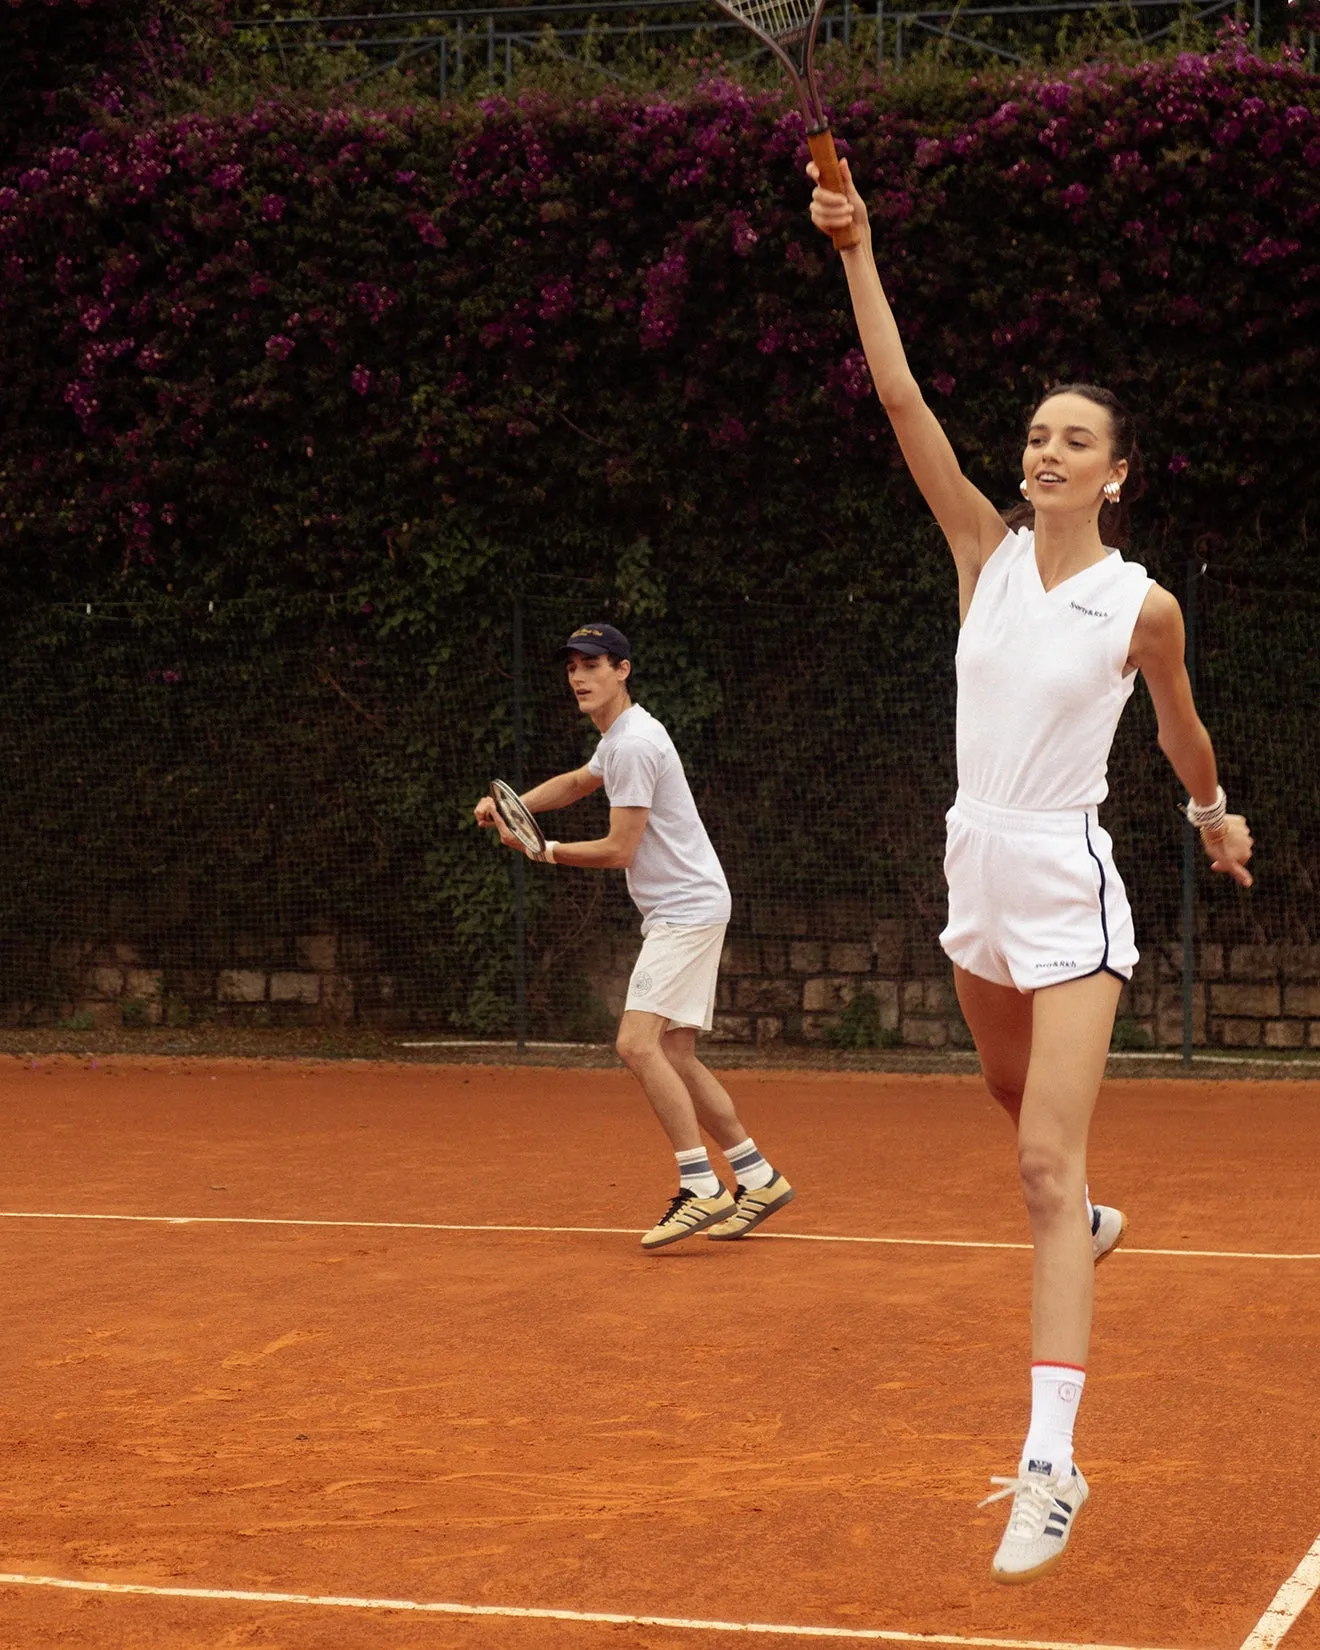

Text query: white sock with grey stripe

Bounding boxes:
[675,1146,721,1199]
[725,1137,774,1191]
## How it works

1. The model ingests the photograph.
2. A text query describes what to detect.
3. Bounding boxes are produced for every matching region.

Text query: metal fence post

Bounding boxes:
[513,594,528,1051]
[1181,555,1202,1066]
[876,0,884,68]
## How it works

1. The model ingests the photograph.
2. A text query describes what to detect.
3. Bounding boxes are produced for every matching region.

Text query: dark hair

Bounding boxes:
[1002,382,1145,549]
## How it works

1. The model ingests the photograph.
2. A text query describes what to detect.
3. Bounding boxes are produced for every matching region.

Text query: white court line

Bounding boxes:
[399,1041,604,1049]
[0,1572,1171,1648]
[2,1209,1320,1261]
[1240,1528,1320,1650]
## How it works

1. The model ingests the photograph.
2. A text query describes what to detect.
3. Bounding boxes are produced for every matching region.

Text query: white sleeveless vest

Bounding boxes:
[955,528,1155,811]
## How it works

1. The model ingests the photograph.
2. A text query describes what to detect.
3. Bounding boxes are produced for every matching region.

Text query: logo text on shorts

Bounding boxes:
[1035,960,1078,970]
[633,971,653,995]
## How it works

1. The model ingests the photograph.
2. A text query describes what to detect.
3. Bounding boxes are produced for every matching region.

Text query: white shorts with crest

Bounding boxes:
[624,921,726,1030]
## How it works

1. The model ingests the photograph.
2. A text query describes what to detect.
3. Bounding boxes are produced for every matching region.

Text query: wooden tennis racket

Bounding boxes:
[708,0,859,251]
[489,778,547,860]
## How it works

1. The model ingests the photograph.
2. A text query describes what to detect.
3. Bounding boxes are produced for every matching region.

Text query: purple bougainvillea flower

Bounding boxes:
[729,212,759,257]
[537,276,574,322]
[1168,454,1190,474]
[412,213,446,248]
[351,364,372,395]
[260,193,285,222]
[265,333,295,361]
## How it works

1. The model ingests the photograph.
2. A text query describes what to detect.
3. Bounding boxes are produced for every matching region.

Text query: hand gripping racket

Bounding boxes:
[708,0,860,251]
[489,778,547,860]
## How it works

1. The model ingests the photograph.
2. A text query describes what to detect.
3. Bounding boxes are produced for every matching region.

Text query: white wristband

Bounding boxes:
[1184,785,1227,835]
[542,840,559,864]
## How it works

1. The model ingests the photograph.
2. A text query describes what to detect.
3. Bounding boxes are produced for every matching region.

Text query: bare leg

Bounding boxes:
[659,1025,749,1152]
[615,1009,703,1151]
[1020,973,1121,1364]
[953,966,1032,1125]
[956,965,1120,1361]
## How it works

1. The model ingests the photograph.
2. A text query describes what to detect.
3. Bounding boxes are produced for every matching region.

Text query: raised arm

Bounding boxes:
[1128,586,1253,886]
[809,159,1007,615]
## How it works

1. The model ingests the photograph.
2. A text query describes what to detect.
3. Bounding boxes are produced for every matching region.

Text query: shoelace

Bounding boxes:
[979,1475,1064,1539]
[657,1189,696,1224]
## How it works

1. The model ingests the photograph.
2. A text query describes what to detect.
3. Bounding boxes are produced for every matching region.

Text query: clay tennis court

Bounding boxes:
[3,1056,1319,1650]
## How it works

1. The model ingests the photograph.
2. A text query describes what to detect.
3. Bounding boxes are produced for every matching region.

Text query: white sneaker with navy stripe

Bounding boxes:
[1091,1203,1127,1264]
[982,1462,1088,1583]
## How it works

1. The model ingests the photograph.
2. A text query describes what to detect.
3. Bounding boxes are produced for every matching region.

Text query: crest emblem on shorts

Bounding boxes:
[633,971,653,995]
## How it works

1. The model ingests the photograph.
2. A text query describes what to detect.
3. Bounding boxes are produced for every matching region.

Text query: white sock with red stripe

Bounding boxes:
[1020,1363,1086,1482]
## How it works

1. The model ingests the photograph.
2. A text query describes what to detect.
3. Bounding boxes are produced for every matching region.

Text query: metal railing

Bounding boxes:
[229,0,1293,90]
[885,0,1242,70]
[232,0,857,91]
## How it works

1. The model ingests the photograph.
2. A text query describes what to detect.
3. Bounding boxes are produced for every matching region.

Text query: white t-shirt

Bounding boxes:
[587,704,731,935]
[956,528,1154,810]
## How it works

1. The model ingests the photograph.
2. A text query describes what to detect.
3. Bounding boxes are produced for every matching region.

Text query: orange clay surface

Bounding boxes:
[2,1057,1319,1650]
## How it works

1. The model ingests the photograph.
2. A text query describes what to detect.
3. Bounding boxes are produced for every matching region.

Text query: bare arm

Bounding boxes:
[1129,586,1254,886]
[549,806,649,870]
[809,159,1007,614]
[473,764,600,830]
[486,801,649,870]
[521,766,601,813]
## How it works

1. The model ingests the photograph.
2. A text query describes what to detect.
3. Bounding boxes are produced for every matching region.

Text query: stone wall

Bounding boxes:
[26,930,1320,1048]
[592,927,1320,1051]
[43,935,394,1028]
[1122,944,1320,1051]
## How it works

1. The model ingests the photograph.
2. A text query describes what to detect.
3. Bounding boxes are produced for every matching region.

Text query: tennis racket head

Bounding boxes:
[489,779,547,859]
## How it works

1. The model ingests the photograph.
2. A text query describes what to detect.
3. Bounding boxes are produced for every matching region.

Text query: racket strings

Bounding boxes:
[721,0,816,42]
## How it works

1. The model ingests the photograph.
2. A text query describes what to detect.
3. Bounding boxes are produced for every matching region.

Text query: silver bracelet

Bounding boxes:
[542,840,559,864]
[1184,785,1227,835]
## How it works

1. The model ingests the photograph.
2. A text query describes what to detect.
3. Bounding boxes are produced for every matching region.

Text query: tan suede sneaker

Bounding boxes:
[641,1186,737,1250]
[706,1173,795,1240]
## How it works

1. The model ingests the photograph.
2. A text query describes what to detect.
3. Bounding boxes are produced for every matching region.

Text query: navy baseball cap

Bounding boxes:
[562,622,631,660]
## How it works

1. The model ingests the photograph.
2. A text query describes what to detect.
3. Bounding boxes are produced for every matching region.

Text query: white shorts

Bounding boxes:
[939,792,1138,993]
[624,921,726,1030]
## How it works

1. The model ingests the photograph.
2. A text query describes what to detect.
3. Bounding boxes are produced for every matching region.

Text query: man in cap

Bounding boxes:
[475,622,794,1249]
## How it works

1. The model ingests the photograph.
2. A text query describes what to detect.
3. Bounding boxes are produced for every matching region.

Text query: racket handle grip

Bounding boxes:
[807,128,861,252]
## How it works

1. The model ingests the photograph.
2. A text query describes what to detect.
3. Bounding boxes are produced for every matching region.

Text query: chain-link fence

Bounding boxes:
[0,573,1313,1053]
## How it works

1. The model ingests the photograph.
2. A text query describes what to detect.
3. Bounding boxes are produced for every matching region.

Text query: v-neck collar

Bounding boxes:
[1031,544,1117,597]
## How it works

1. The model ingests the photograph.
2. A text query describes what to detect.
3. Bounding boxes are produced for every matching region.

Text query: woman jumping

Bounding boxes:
[808,160,1253,1582]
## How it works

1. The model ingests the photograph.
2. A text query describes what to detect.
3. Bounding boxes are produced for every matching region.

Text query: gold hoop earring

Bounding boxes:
[1020,480,1030,499]
[1103,481,1122,504]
